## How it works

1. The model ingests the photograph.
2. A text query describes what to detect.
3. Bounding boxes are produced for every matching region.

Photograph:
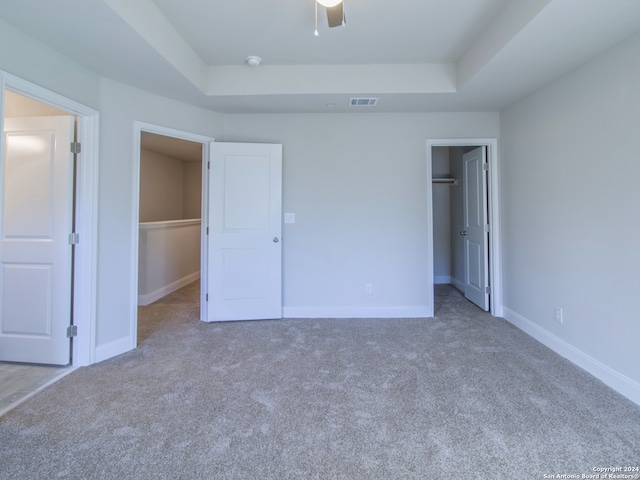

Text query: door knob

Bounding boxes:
[273,237,279,243]
[460,231,467,236]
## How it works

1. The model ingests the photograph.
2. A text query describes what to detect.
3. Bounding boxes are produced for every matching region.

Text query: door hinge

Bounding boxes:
[206,227,209,235]
[486,286,491,295]
[69,232,80,245]
[483,163,489,171]
[67,325,78,338]
[207,161,210,169]
[484,224,490,233]
[70,142,81,154]
[206,293,209,302]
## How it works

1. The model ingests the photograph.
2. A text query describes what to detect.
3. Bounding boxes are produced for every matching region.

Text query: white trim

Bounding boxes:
[139,218,201,230]
[283,306,431,319]
[425,152,435,317]
[0,71,99,367]
[432,276,465,292]
[502,307,640,407]
[94,336,133,363]
[131,122,214,348]
[201,142,211,321]
[450,277,465,293]
[426,138,502,318]
[138,271,200,306]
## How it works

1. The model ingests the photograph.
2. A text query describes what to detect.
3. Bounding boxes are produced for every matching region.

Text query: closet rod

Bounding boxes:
[432,177,458,185]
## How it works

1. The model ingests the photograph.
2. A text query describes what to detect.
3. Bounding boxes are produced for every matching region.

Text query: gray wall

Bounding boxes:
[183,161,202,219]
[222,113,500,316]
[139,149,201,222]
[500,30,640,396]
[448,147,465,288]
[96,78,223,357]
[432,146,451,283]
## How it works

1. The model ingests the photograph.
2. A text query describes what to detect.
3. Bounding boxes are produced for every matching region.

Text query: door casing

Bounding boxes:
[0,71,99,367]
[426,138,502,318]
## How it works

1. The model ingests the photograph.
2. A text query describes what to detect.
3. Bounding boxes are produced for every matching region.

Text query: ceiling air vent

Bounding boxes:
[349,97,379,107]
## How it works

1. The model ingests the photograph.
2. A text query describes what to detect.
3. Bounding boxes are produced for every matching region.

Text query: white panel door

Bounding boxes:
[208,143,282,321]
[462,147,489,311]
[0,116,74,364]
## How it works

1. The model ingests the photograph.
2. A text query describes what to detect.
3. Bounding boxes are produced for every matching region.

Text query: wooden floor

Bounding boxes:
[0,362,74,417]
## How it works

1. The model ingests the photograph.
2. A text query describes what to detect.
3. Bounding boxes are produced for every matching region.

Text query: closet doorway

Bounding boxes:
[426,139,502,318]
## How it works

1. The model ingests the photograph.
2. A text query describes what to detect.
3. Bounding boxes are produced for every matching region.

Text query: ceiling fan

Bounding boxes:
[314,0,346,36]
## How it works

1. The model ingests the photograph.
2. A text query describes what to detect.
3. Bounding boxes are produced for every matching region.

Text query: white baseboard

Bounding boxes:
[434,276,451,284]
[283,305,432,319]
[95,336,133,363]
[138,272,200,306]
[502,307,640,407]
[451,277,465,292]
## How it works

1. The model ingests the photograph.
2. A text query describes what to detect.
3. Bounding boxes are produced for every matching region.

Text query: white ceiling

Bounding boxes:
[1,0,640,114]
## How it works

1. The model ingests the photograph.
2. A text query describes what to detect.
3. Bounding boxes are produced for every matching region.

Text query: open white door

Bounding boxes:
[0,116,75,364]
[208,143,282,321]
[462,147,490,311]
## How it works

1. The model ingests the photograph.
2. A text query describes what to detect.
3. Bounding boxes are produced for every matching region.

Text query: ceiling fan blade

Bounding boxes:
[326,3,345,28]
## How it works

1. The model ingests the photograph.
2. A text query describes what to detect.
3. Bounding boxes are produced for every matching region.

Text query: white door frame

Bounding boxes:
[131,122,213,345]
[0,71,99,367]
[426,138,502,318]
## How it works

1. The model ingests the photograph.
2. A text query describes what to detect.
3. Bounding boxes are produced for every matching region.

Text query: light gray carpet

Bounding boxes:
[1,283,639,479]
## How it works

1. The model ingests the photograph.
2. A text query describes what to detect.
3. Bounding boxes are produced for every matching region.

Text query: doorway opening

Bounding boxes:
[426,139,502,318]
[0,74,98,368]
[1,91,77,366]
[132,123,213,346]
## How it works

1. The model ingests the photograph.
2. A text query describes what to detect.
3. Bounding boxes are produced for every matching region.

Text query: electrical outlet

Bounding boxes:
[365,283,373,294]
[555,306,563,324]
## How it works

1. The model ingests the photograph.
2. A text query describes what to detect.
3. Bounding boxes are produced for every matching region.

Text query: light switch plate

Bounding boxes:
[284,213,296,224]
